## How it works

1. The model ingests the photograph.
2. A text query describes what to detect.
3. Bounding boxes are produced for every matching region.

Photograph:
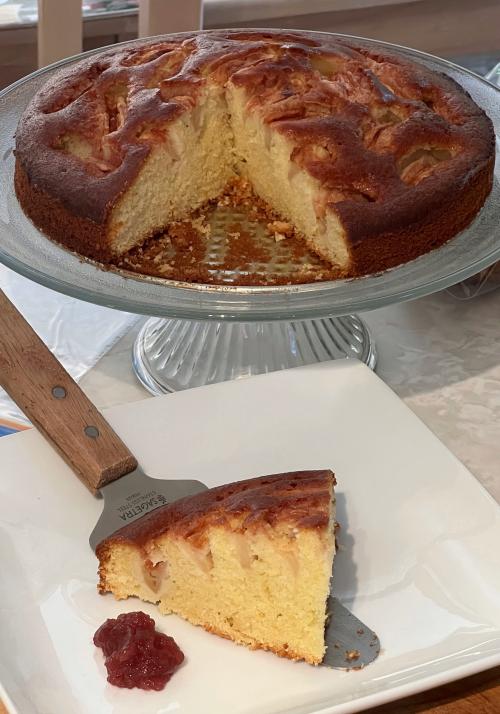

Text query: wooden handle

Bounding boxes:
[0,289,137,494]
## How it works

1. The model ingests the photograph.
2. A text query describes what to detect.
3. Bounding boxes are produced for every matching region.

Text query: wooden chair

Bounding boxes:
[37,0,203,68]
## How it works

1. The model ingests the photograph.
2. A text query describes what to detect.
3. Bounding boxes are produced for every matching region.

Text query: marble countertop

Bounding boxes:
[80,286,500,503]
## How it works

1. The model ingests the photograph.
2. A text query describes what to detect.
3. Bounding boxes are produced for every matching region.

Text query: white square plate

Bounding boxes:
[1,360,499,714]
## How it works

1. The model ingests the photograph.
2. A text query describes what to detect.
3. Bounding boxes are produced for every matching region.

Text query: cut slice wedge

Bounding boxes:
[97,469,336,665]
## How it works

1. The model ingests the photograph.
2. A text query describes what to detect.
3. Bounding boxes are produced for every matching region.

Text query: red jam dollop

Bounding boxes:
[93,611,184,690]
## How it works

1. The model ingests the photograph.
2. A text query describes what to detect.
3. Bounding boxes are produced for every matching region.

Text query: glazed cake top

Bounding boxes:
[96,470,336,552]
[16,30,494,239]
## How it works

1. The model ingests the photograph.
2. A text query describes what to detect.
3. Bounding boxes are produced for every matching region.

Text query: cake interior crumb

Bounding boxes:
[112,178,340,286]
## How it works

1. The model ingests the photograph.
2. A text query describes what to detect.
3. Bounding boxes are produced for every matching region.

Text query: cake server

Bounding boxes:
[0,288,379,668]
[0,288,207,549]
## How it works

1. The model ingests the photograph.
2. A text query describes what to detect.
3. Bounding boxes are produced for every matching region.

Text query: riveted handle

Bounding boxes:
[0,289,137,494]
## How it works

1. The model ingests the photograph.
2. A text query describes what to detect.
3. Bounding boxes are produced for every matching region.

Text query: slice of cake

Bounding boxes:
[97,469,336,664]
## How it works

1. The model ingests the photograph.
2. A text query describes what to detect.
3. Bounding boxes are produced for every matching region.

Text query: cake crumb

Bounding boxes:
[345,649,360,662]
[112,177,339,285]
[268,220,293,237]
[190,215,211,236]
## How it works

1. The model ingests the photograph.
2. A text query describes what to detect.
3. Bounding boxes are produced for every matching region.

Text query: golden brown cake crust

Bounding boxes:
[14,161,113,260]
[15,29,495,275]
[96,469,335,556]
[199,620,318,664]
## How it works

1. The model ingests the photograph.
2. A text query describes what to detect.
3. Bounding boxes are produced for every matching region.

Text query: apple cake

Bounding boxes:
[15,30,495,279]
[96,469,336,665]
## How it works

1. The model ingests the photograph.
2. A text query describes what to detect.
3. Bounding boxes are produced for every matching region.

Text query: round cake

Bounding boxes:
[15,30,495,281]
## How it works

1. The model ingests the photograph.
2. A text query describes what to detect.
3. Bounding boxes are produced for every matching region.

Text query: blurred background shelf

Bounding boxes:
[1,0,499,89]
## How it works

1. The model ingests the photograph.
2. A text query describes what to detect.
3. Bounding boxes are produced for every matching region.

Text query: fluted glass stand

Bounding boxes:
[132,315,376,394]
[0,38,499,396]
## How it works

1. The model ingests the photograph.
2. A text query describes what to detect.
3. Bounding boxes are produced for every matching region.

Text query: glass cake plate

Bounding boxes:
[0,32,499,392]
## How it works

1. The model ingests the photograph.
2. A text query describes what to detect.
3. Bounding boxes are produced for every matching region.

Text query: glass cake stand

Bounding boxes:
[0,33,499,394]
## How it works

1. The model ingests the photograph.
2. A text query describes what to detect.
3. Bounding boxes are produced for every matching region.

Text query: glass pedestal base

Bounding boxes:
[132,315,377,395]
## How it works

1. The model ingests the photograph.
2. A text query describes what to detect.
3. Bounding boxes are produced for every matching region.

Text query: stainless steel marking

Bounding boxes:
[89,467,208,551]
